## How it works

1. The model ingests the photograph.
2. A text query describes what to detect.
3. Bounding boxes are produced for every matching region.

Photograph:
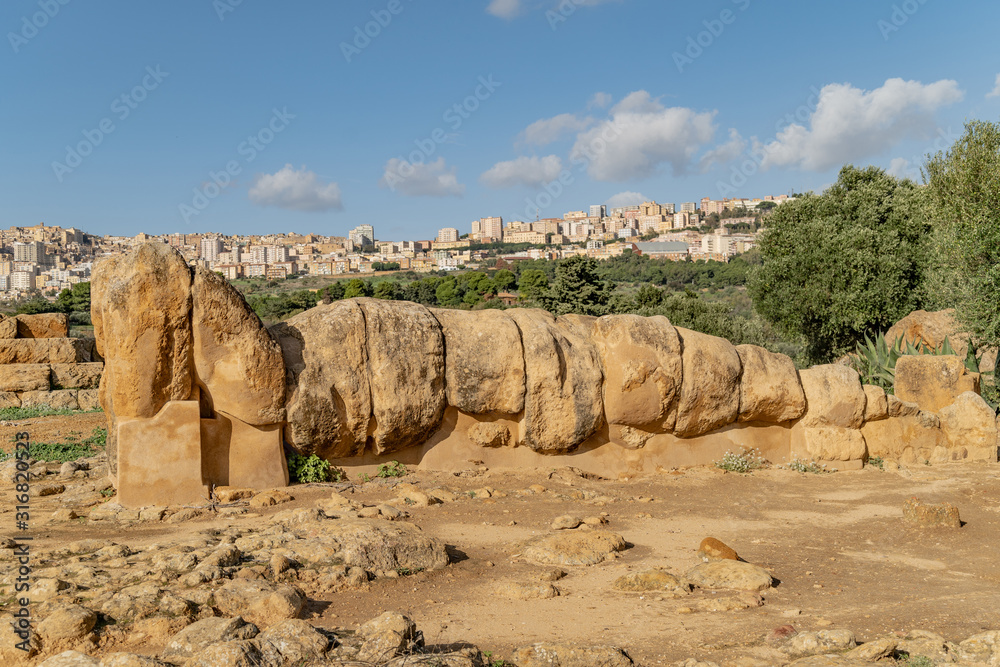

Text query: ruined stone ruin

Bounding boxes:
[93,243,998,509]
[0,313,102,411]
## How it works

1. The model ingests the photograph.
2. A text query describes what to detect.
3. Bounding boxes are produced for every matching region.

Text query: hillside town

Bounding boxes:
[0,195,790,300]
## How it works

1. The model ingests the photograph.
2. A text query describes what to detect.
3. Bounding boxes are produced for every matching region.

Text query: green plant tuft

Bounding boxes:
[714,448,769,473]
[867,456,885,470]
[287,453,332,484]
[376,460,407,478]
[784,457,833,474]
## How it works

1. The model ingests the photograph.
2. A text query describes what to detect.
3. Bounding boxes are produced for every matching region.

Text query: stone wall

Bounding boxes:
[0,313,102,410]
[93,244,999,508]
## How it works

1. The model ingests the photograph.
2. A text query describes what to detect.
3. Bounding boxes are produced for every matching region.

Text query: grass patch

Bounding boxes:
[783,457,833,474]
[376,460,407,478]
[867,456,885,470]
[0,404,103,421]
[26,428,107,463]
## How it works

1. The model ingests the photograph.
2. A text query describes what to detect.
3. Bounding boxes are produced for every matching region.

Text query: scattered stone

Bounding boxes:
[163,616,259,658]
[33,482,66,497]
[537,568,567,582]
[50,509,79,522]
[896,630,958,664]
[250,489,294,508]
[38,652,99,667]
[494,581,560,600]
[902,497,961,528]
[357,612,421,663]
[685,561,773,592]
[513,644,634,667]
[767,625,798,643]
[846,637,897,661]
[468,422,512,448]
[37,604,97,643]
[256,619,330,665]
[186,641,263,667]
[522,531,627,566]
[613,570,689,595]
[214,579,305,628]
[214,487,256,503]
[551,515,583,530]
[697,537,739,562]
[394,484,439,507]
[784,630,857,658]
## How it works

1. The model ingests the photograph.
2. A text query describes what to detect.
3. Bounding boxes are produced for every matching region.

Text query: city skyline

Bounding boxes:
[4,2,998,240]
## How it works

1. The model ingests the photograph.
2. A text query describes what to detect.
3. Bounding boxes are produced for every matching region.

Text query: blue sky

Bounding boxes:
[2,0,998,240]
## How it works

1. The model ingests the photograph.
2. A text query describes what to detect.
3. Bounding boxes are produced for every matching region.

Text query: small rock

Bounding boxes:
[138,507,166,522]
[537,568,566,582]
[250,489,294,508]
[357,612,421,663]
[50,509,79,522]
[767,625,798,643]
[38,604,97,643]
[37,652,99,667]
[551,515,583,530]
[903,497,962,528]
[847,637,897,661]
[494,581,560,600]
[697,537,740,562]
[214,486,256,503]
[163,616,259,658]
[784,630,857,657]
[33,483,66,497]
[613,570,689,595]
[686,561,773,592]
[256,619,330,664]
[522,531,627,567]
[513,644,633,667]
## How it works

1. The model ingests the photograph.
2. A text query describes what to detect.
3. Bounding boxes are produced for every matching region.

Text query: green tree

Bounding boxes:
[748,165,931,363]
[634,283,663,308]
[435,277,462,307]
[517,269,549,302]
[372,281,400,300]
[548,255,608,316]
[924,120,1000,348]
[343,278,371,299]
[493,269,516,293]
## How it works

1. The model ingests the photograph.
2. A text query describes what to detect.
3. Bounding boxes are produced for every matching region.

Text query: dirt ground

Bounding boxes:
[3,413,1000,665]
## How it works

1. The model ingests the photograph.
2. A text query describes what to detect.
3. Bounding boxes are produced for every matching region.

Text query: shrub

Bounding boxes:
[288,453,332,484]
[784,457,833,474]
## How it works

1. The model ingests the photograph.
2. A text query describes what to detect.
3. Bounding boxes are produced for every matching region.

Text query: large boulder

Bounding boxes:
[938,392,999,460]
[862,385,888,422]
[92,243,194,418]
[887,309,967,354]
[92,243,194,474]
[431,308,525,415]
[894,355,980,413]
[673,328,742,437]
[191,267,285,425]
[507,309,604,452]
[272,300,371,459]
[591,314,681,431]
[798,365,866,429]
[15,313,69,339]
[736,345,805,423]
[359,299,446,455]
[798,426,867,462]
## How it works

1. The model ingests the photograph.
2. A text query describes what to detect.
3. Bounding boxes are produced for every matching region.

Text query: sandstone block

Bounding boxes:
[468,422,511,448]
[0,315,16,338]
[592,314,682,430]
[673,328,742,437]
[191,267,285,425]
[0,363,50,392]
[903,498,961,528]
[697,537,739,562]
[799,426,867,462]
[737,344,805,423]
[508,309,604,452]
[359,298,446,455]
[78,390,100,412]
[50,363,103,389]
[431,308,525,414]
[799,364,866,429]
[19,390,79,410]
[0,391,19,408]
[895,355,980,413]
[513,645,633,667]
[0,339,88,364]
[273,300,371,459]
[938,392,999,459]
[15,313,69,339]
[862,385,888,422]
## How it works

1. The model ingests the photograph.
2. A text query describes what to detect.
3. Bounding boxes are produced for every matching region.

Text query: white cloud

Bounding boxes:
[588,92,612,109]
[570,90,717,181]
[487,0,521,19]
[248,165,342,212]
[988,74,1000,98]
[518,113,593,146]
[379,157,465,197]
[699,128,747,171]
[759,78,964,172]
[605,191,649,208]
[887,157,915,179]
[480,155,564,188]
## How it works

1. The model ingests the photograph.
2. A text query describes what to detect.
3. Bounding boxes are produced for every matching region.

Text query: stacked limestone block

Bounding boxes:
[0,313,102,411]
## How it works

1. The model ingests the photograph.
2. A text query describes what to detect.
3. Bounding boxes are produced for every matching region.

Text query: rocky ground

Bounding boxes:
[2,414,1000,666]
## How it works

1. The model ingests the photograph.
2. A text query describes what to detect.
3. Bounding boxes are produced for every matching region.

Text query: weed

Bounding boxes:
[483,651,508,667]
[867,456,885,470]
[395,567,424,577]
[714,448,769,473]
[100,488,115,498]
[403,497,416,506]
[784,457,833,474]
[287,453,332,483]
[0,405,102,421]
[376,460,407,478]
[358,472,371,483]
[904,656,935,667]
[27,428,108,463]
[467,490,477,499]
